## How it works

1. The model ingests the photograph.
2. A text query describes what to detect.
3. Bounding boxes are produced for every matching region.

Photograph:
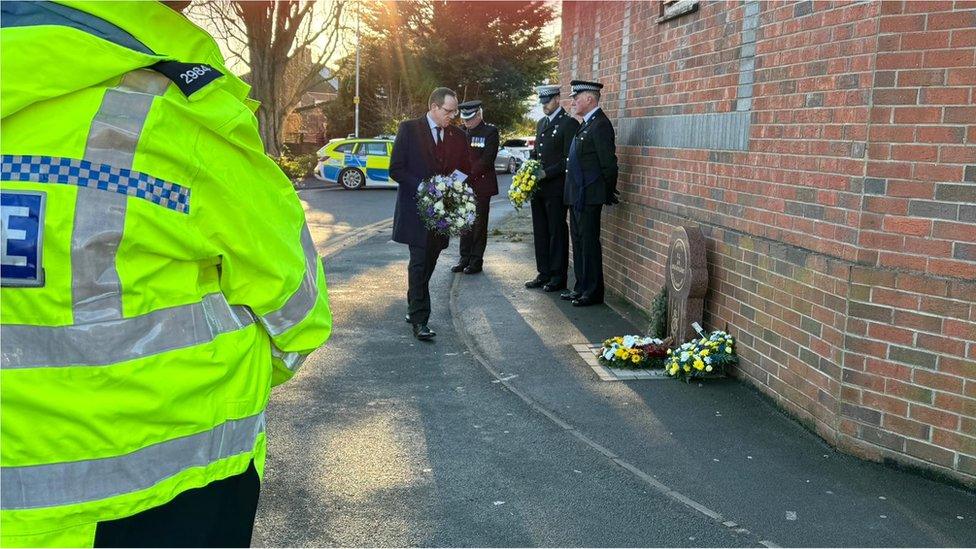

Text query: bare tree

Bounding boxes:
[189,0,347,156]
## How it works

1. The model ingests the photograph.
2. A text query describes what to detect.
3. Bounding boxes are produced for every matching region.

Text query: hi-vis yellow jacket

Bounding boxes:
[0,2,332,546]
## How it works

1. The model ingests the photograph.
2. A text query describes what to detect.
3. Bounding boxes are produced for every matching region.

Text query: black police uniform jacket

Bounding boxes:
[563,108,619,208]
[531,107,579,199]
[390,117,471,248]
[464,121,499,198]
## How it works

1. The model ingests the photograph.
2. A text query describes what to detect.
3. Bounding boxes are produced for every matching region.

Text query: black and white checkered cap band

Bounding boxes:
[536,85,561,98]
[571,83,602,95]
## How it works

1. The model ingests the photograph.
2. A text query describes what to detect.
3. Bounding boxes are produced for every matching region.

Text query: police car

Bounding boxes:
[314,137,395,190]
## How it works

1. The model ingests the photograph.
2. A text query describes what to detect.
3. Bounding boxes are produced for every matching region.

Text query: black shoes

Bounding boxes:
[453,262,482,274]
[572,296,603,307]
[560,290,580,301]
[407,316,436,340]
[542,282,566,292]
[529,277,566,292]
[412,323,436,340]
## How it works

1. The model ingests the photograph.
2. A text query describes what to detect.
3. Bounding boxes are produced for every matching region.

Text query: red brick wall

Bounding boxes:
[559,0,975,485]
[284,106,328,146]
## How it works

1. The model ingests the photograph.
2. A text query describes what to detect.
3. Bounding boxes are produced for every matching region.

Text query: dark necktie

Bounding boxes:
[434,126,445,169]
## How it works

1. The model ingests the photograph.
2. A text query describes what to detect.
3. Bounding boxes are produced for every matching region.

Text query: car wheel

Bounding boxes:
[339,168,365,190]
[508,157,518,174]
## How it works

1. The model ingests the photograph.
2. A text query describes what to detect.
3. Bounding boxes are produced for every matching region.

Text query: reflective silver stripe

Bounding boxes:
[0,413,265,510]
[72,69,169,322]
[71,190,126,323]
[259,224,321,336]
[271,345,308,372]
[0,293,254,369]
[85,70,169,168]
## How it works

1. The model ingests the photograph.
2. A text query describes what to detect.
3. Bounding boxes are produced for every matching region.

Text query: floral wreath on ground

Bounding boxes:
[508,159,542,210]
[666,330,737,382]
[417,173,477,236]
[598,335,671,370]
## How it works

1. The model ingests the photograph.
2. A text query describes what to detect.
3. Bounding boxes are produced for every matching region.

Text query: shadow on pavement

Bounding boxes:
[254,230,747,547]
[451,229,976,548]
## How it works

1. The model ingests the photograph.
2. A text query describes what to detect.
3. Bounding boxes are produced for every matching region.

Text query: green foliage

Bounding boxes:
[325,1,557,138]
[648,286,668,339]
[504,116,539,141]
[272,151,317,182]
[384,113,413,136]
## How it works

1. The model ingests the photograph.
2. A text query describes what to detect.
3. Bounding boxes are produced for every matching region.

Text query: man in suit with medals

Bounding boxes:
[561,80,619,307]
[390,87,471,340]
[452,100,499,275]
[525,84,579,293]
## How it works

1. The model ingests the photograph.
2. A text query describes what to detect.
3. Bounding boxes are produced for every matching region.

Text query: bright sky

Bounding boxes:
[328,1,562,68]
[189,0,560,124]
[191,0,561,76]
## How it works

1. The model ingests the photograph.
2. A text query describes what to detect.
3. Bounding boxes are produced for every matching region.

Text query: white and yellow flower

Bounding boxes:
[508,159,542,210]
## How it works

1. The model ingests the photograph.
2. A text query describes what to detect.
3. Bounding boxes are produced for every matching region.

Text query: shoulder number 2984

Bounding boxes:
[180,66,212,84]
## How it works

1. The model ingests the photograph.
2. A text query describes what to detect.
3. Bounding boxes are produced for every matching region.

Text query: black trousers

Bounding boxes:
[458,194,491,267]
[94,461,260,548]
[570,204,604,301]
[530,193,569,285]
[407,231,447,324]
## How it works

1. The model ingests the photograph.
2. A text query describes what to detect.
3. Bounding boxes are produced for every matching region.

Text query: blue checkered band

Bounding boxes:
[0,155,190,214]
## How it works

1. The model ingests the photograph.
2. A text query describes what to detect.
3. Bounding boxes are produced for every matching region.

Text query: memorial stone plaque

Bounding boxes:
[667,225,708,344]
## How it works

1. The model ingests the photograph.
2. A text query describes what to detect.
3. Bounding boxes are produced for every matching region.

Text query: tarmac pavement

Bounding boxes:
[253,206,976,547]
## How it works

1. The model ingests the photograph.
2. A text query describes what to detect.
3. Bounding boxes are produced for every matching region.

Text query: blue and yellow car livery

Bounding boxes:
[314,138,395,189]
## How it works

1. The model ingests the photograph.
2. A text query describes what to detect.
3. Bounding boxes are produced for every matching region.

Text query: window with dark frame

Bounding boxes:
[658,0,700,23]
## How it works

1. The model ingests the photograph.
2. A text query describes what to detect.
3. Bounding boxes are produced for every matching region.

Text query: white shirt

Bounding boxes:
[582,106,601,125]
[547,106,564,123]
[426,113,442,145]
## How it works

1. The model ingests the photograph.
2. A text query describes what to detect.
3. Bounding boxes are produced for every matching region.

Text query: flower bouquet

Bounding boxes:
[598,335,671,370]
[417,173,477,236]
[665,330,737,382]
[508,159,542,210]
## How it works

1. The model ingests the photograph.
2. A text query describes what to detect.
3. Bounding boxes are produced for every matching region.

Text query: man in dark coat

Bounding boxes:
[561,80,619,307]
[391,87,471,340]
[452,100,499,274]
[525,84,579,292]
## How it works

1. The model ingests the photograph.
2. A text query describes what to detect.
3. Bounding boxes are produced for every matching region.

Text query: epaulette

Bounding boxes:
[151,61,224,98]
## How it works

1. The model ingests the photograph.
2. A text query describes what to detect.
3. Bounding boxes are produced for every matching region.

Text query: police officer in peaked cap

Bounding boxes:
[525,84,579,293]
[561,79,619,307]
[451,100,499,275]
